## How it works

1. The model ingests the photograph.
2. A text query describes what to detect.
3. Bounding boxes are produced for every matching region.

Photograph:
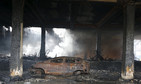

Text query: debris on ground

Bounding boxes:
[1,56,141,83]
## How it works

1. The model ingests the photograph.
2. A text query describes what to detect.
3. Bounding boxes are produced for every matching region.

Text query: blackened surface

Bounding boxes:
[122,4,135,76]
[40,28,46,59]
[90,61,121,72]
[1,57,141,83]
[94,30,103,61]
[10,0,24,75]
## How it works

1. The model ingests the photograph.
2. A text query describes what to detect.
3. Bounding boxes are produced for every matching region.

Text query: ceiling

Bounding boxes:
[0,0,141,30]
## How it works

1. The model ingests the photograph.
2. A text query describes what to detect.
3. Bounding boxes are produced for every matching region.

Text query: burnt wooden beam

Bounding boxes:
[54,0,117,3]
[88,0,117,3]
[10,0,24,77]
[26,1,45,27]
[93,5,121,61]
[121,2,135,80]
[40,27,46,59]
[96,5,121,28]
[135,2,141,5]
[94,29,104,61]
[74,24,97,28]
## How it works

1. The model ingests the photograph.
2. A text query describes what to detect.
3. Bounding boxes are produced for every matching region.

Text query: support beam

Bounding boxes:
[88,0,117,3]
[94,30,103,61]
[93,5,121,61]
[40,28,46,59]
[10,0,24,77]
[2,26,6,38]
[121,3,135,80]
[96,5,121,28]
[26,0,46,27]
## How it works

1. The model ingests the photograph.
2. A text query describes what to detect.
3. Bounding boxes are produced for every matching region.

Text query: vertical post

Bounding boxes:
[95,29,103,61]
[2,26,6,38]
[121,3,135,80]
[10,0,24,77]
[40,27,46,59]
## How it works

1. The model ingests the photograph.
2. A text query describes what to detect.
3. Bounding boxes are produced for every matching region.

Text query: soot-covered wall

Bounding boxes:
[72,29,123,60]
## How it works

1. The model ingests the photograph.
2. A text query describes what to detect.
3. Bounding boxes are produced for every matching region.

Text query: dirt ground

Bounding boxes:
[0,57,141,84]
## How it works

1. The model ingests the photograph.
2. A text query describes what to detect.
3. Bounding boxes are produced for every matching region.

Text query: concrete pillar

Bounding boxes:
[2,26,6,38]
[40,28,46,59]
[121,3,135,80]
[95,30,103,61]
[10,0,24,77]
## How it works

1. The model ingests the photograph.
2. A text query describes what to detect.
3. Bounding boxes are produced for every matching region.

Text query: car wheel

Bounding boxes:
[73,71,82,76]
[32,69,45,78]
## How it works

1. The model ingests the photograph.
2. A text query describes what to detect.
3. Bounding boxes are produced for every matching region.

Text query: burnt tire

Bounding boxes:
[31,68,45,78]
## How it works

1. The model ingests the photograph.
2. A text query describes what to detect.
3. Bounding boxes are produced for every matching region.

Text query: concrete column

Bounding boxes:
[40,28,46,59]
[10,0,24,77]
[95,30,103,61]
[121,3,135,80]
[2,26,6,38]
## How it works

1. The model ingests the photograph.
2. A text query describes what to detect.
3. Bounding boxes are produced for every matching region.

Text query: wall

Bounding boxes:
[72,29,123,60]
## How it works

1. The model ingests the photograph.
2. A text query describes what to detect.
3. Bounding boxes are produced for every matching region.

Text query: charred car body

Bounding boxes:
[30,57,90,76]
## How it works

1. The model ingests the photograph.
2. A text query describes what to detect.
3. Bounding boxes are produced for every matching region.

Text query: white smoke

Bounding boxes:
[134,40,141,61]
[23,27,41,56]
[47,28,74,57]
[1,26,141,60]
[23,27,74,58]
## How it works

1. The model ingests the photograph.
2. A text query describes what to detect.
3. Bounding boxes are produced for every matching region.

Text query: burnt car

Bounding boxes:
[30,56,90,76]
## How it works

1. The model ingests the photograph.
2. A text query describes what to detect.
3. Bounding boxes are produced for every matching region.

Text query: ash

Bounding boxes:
[0,56,141,84]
